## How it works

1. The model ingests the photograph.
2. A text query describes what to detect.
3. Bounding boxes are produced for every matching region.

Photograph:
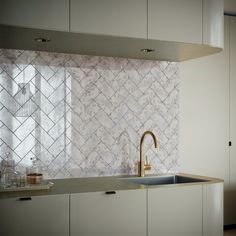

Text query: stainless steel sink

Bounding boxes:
[120,175,208,186]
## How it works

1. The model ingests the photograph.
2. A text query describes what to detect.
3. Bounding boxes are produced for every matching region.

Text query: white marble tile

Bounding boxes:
[14,134,35,158]
[0,49,179,178]
[95,110,114,130]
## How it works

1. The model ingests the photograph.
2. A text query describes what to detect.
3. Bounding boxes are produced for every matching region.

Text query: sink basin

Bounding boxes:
[120,175,209,186]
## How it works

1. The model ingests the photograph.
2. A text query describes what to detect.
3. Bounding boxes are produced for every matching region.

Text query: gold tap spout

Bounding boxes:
[139,131,157,177]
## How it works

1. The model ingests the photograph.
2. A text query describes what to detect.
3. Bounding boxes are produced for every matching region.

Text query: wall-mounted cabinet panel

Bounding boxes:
[0,0,69,31]
[228,16,236,225]
[0,195,69,236]
[148,0,202,44]
[70,189,146,236]
[179,15,236,225]
[230,17,236,190]
[179,16,229,184]
[203,0,224,48]
[70,0,147,38]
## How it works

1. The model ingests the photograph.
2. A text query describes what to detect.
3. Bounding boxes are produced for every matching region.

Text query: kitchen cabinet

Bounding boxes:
[179,15,236,225]
[148,0,224,47]
[0,177,223,236]
[228,16,236,224]
[0,194,69,236]
[70,189,146,236]
[179,16,229,188]
[0,0,223,61]
[148,185,202,236]
[203,0,224,48]
[70,0,146,38]
[0,0,69,31]
[229,16,236,192]
[203,184,223,236]
[148,0,202,44]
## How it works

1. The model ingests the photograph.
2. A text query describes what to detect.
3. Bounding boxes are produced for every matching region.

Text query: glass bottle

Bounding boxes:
[1,153,17,188]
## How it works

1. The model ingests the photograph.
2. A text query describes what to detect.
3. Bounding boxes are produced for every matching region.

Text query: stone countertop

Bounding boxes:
[0,173,223,199]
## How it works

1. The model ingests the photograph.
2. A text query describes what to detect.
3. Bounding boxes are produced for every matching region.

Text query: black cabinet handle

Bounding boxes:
[19,197,32,201]
[105,191,116,195]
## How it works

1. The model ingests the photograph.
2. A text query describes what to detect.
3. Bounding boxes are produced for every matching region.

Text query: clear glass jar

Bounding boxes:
[15,172,26,187]
[26,158,43,185]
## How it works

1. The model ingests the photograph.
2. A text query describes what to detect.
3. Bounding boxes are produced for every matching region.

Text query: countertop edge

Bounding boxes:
[0,173,224,199]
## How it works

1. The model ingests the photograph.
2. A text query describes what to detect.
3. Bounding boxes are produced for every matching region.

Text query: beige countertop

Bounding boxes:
[0,173,223,199]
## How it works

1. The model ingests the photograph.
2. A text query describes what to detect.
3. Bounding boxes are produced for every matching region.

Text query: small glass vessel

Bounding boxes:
[1,153,17,188]
[26,158,43,185]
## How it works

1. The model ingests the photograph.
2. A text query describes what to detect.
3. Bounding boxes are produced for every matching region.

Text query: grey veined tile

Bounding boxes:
[14,117,35,141]
[0,49,179,178]
[14,134,36,158]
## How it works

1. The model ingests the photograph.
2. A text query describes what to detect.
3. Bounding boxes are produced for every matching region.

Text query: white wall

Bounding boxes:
[179,17,230,187]
[180,14,236,225]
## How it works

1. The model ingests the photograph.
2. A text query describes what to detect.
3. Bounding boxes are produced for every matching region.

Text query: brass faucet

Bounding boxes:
[139,131,157,177]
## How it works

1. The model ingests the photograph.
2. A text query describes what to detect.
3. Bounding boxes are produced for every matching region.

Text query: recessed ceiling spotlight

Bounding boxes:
[140,48,155,53]
[34,37,51,43]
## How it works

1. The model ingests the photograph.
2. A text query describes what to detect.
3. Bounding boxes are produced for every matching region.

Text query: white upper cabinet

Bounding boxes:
[0,0,224,60]
[148,0,223,47]
[0,0,69,31]
[148,0,202,44]
[203,0,224,48]
[70,0,147,38]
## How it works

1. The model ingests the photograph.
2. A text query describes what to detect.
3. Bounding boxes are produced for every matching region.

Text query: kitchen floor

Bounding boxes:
[225,229,236,235]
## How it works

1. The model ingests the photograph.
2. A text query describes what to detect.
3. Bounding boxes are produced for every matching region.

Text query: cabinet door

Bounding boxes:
[179,16,230,223]
[148,0,202,44]
[70,189,146,236]
[203,0,224,48]
[0,0,69,31]
[70,0,146,38]
[229,15,236,224]
[203,183,223,236]
[0,194,69,236]
[230,16,236,191]
[148,185,202,236]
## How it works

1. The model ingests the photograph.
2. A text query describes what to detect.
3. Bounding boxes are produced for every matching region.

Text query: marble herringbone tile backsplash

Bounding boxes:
[0,49,179,179]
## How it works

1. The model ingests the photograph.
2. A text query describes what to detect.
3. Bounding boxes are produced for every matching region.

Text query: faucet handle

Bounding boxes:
[144,156,152,171]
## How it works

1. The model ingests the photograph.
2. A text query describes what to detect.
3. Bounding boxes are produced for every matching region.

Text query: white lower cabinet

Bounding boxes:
[0,194,69,236]
[0,183,223,236]
[148,185,203,236]
[203,184,223,236]
[70,189,146,236]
